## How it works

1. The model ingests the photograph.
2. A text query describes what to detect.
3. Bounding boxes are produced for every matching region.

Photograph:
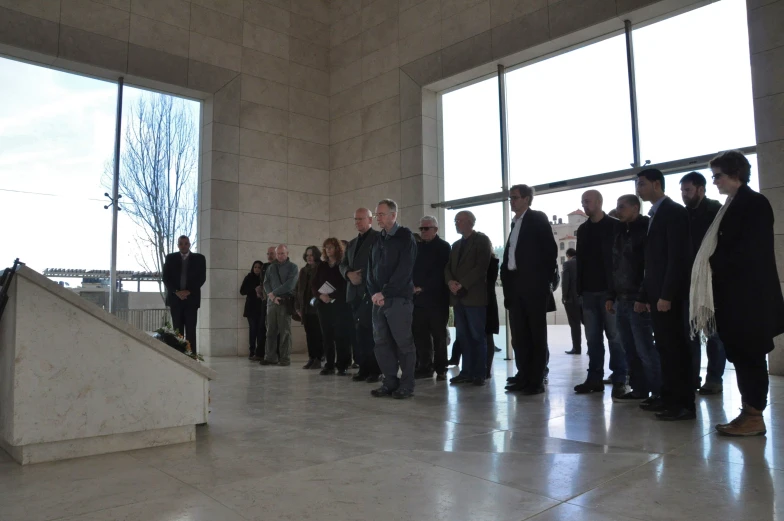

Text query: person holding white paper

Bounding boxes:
[312,238,353,376]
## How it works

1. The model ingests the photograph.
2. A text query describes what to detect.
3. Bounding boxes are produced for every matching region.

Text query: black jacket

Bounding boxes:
[240,262,267,318]
[162,251,206,308]
[340,228,380,303]
[501,209,558,303]
[486,256,500,334]
[642,197,691,303]
[367,223,417,300]
[575,213,617,298]
[687,196,722,259]
[711,185,784,349]
[608,215,649,302]
[413,235,451,309]
[561,258,578,304]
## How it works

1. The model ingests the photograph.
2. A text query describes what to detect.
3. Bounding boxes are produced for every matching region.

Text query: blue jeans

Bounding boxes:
[582,292,627,384]
[684,304,727,385]
[615,299,661,395]
[454,303,487,380]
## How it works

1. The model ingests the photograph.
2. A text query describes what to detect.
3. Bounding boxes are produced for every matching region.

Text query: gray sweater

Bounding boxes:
[263,259,299,301]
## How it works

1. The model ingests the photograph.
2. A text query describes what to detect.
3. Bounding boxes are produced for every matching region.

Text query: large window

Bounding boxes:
[507,35,633,186]
[442,77,501,200]
[634,0,755,163]
[0,57,200,306]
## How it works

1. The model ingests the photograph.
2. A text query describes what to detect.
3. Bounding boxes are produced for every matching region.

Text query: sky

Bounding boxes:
[0,60,199,290]
[0,0,758,286]
[441,0,757,247]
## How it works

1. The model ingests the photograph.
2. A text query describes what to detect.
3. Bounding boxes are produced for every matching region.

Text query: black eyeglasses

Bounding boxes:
[419,226,433,231]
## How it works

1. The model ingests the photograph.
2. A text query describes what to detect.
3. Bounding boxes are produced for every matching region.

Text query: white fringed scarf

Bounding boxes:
[688,196,733,339]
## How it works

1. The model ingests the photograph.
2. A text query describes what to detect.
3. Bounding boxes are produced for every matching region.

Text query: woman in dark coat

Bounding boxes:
[692,150,784,436]
[240,260,266,360]
[296,246,323,369]
[312,238,354,376]
[448,253,500,379]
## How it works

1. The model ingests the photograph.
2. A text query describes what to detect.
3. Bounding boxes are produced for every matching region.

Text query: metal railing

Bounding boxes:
[116,308,169,332]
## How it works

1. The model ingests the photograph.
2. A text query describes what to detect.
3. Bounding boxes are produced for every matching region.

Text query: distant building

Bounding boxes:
[547,209,586,268]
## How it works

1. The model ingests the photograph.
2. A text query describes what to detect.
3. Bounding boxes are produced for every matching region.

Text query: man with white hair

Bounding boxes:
[412,215,451,380]
[367,199,418,399]
[260,244,298,367]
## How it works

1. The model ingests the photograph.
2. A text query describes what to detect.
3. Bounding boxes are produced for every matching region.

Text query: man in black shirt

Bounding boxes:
[680,172,726,395]
[412,216,451,380]
[574,190,628,398]
[607,195,661,404]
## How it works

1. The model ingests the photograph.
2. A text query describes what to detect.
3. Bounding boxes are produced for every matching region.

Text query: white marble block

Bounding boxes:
[0,267,217,464]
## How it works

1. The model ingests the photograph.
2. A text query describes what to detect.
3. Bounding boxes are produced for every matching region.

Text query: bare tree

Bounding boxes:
[104,93,198,301]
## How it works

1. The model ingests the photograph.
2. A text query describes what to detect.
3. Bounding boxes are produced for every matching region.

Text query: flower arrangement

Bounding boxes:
[154,323,204,362]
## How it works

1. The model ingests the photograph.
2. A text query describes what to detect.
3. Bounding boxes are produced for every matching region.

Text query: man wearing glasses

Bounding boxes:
[367,199,418,399]
[340,208,382,382]
[412,216,452,381]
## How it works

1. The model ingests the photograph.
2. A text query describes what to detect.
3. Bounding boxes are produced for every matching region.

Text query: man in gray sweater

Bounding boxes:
[261,244,298,366]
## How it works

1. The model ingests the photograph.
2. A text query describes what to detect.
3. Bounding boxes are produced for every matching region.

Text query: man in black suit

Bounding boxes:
[162,235,207,355]
[340,208,382,382]
[636,169,695,421]
[561,248,582,354]
[501,184,557,395]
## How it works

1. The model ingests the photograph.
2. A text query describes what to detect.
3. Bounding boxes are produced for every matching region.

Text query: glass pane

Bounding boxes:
[507,35,633,186]
[442,77,502,200]
[116,86,201,296]
[0,57,117,288]
[444,203,506,255]
[635,0,755,163]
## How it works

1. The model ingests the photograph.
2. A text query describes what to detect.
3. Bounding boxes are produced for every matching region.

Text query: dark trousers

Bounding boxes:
[564,300,583,352]
[650,299,695,412]
[413,305,449,374]
[615,299,661,395]
[453,304,487,380]
[730,340,772,411]
[317,302,353,370]
[247,314,266,357]
[303,312,323,360]
[451,334,495,378]
[582,291,626,384]
[373,297,416,391]
[508,290,548,388]
[170,299,198,354]
[684,303,727,386]
[355,321,380,377]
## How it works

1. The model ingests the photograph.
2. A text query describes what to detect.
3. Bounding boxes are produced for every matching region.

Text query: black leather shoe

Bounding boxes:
[574,381,604,394]
[505,382,527,392]
[565,349,581,355]
[472,377,485,386]
[319,367,335,375]
[436,373,447,381]
[352,373,368,381]
[392,388,414,399]
[366,374,380,383]
[446,359,459,367]
[260,359,278,366]
[639,397,666,412]
[655,408,696,421]
[351,363,359,369]
[371,386,395,397]
[303,359,315,369]
[507,377,517,383]
[336,369,349,376]
[450,374,471,384]
[522,385,546,395]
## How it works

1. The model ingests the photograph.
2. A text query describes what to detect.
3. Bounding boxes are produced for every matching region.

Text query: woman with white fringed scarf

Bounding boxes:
[690,150,784,437]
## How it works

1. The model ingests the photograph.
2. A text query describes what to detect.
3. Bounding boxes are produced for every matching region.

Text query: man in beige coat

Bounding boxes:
[445,210,492,386]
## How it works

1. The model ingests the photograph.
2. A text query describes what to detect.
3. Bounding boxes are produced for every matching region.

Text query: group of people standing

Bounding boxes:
[558,150,783,436]
[167,148,782,436]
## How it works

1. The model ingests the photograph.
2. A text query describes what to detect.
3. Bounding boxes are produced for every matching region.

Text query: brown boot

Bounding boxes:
[716,404,766,437]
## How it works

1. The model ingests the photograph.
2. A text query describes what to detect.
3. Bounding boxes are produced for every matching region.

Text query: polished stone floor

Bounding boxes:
[1,326,782,521]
